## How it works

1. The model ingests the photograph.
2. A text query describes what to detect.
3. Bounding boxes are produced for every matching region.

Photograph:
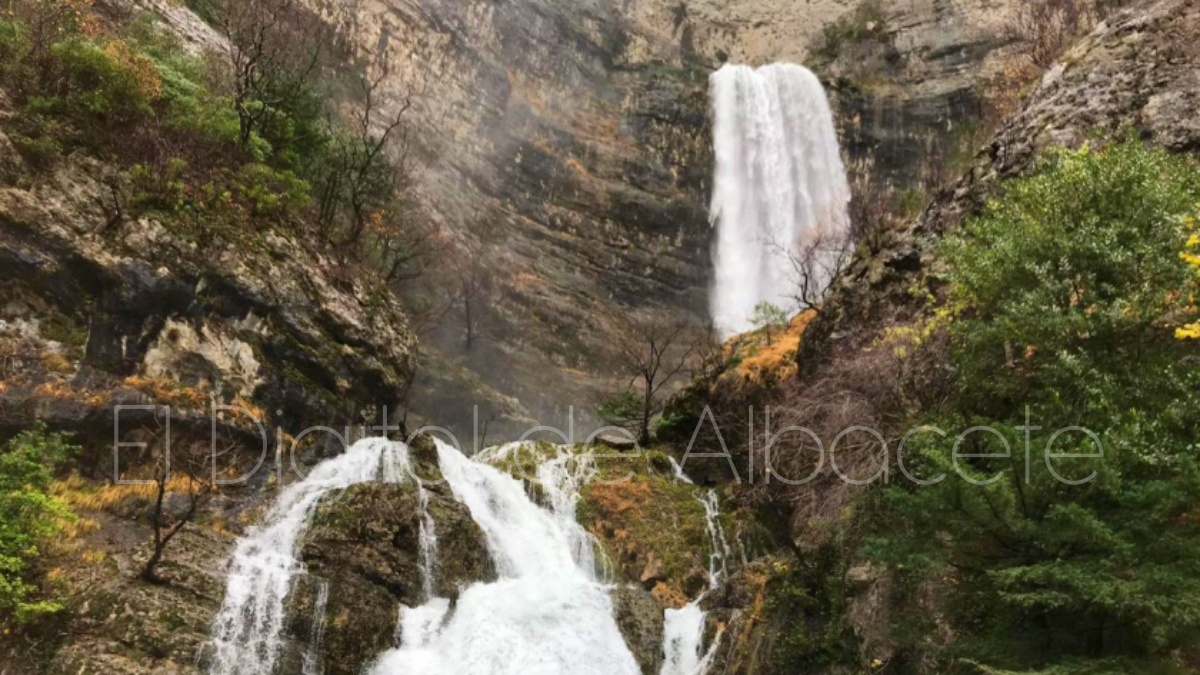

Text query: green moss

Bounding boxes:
[38,313,87,355]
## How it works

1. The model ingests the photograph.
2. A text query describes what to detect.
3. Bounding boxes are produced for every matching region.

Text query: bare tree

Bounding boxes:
[315,75,415,242]
[1010,0,1108,68]
[604,311,704,445]
[767,223,855,314]
[140,437,228,583]
[448,208,502,353]
[212,0,324,146]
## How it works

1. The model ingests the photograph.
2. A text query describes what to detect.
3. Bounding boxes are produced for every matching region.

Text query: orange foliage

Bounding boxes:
[104,39,164,100]
[122,376,209,409]
[651,582,689,609]
[732,310,816,382]
[585,480,653,518]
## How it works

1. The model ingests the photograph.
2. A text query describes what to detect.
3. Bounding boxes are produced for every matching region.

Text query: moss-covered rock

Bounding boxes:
[291,481,493,675]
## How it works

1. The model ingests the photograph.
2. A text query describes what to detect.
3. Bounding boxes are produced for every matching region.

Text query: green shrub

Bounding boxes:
[869,138,1200,671]
[130,158,190,214]
[0,424,78,626]
[30,38,158,130]
[226,162,311,220]
[812,0,889,64]
[0,19,26,57]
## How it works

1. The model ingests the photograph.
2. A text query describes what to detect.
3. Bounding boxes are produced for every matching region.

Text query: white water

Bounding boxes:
[210,438,734,675]
[415,480,439,599]
[709,63,851,337]
[369,441,640,675]
[661,602,721,675]
[208,439,417,675]
[660,487,733,675]
[301,579,330,675]
[699,490,732,589]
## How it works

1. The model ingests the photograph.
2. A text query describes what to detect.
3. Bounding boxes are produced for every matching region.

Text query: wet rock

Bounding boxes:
[293,481,493,675]
[611,585,665,675]
[639,552,666,587]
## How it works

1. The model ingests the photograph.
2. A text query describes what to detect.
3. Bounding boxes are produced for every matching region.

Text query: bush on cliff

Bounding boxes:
[869,138,1200,673]
[0,425,78,627]
[0,0,431,282]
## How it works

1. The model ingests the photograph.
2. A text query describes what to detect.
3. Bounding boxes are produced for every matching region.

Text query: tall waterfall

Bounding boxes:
[709,63,851,337]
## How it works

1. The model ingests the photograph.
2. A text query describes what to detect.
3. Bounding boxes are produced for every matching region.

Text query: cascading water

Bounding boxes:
[301,579,330,675]
[709,63,851,337]
[414,480,439,599]
[208,439,418,675]
[209,437,734,675]
[369,440,640,675]
[660,489,733,675]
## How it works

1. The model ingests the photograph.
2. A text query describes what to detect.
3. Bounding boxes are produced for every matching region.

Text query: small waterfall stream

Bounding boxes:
[369,440,639,675]
[208,439,416,675]
[709,63,851,337]
[660,489,731,675]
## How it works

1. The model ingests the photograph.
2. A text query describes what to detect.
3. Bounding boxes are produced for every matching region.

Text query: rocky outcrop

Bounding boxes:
[0,150,417,445]
[289,473,493,675]
[611,585,666,675]
[803,0,1200,368]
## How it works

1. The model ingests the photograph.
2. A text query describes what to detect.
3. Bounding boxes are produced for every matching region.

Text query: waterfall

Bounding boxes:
[660,488,732,675]
[301,579,330,675]
[369,440,640,675]
[699,490,732,589]
[415,481,439,599]
[209,438,735,675]
[661,602,721,675]
[709,63,851,337]
[207,439,415,675]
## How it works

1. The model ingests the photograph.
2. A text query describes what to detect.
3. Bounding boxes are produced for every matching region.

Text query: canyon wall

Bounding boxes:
[299,0,1027,438]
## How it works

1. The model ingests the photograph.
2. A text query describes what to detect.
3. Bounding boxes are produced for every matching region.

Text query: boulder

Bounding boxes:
[292,481,493,675]
[612,585,665,675]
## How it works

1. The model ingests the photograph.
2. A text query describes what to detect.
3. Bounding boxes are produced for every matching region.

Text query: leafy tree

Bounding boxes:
[751,301,788,345]
[0,424,77,626]
[869,138,1200,672]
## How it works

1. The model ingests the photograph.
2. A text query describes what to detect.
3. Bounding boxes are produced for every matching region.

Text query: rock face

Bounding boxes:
[803,0,1200,366]
[300,0,714,436]
[0,151,417,442]
[633,0,1026,188]
[611,585,666,675]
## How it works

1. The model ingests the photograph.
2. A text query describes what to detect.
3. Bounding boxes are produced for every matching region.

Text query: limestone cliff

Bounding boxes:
[293,0,1035,439]
[298,0,713,436]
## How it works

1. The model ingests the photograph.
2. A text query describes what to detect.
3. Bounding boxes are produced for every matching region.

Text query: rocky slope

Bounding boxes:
[0,125,417,446]
[805,0,1200,368]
